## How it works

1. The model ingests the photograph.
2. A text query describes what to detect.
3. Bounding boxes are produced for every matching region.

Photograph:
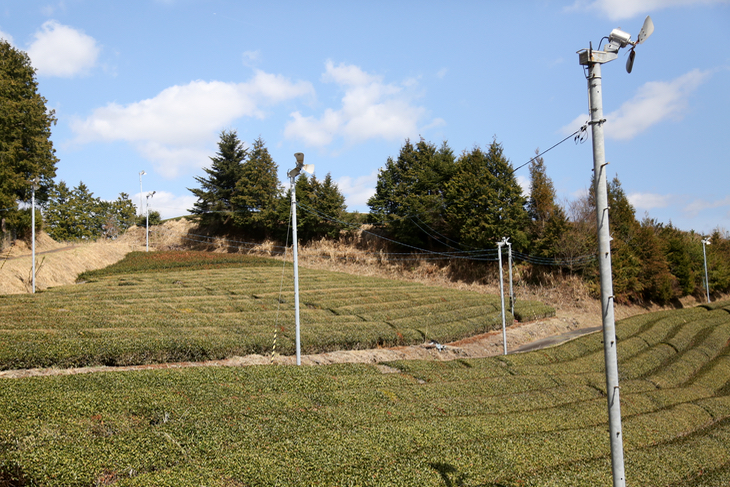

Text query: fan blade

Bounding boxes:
[637,16,654,44]
[626,49,636,73]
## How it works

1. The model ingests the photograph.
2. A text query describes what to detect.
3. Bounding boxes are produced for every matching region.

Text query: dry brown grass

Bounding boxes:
[0,229,144,294]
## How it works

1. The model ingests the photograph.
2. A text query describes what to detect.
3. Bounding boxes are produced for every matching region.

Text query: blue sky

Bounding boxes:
[2,0,729,234]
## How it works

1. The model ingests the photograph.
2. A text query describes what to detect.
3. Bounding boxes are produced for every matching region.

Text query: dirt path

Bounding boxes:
[0,313,599,379]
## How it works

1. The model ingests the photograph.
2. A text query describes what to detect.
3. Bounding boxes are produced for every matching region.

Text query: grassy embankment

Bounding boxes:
[1,252,729,485]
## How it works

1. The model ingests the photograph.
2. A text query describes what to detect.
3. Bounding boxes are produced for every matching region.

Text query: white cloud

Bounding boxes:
[684,196,730,218]
[72,71,314,178]
[0,29,14,44]
[567,0,729,20]
[561,69,709,141]
[436,68,448,79]
[336,170,379,208]
[26,20,100,77]
[284,60,433,148]
[628,192,673,209]
[135,191,198,220]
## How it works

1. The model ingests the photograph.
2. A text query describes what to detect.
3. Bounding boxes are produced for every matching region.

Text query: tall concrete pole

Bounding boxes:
[585,58,626,487]
[290,175,302,366]
[702,238,711,303]
[31,179,37,294]
[497,238,507,355]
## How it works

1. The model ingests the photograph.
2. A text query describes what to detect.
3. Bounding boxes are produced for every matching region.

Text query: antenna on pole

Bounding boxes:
[578,14,654,487]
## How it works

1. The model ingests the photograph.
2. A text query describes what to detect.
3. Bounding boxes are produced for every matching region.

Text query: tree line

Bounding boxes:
[364,137,730,304]
[3,37,727,305]
[187,130,349,242]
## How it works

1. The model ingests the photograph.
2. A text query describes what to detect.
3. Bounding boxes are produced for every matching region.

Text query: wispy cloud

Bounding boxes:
[72,71,314,178]
[27,20,100,77]
[567,0,730,21]
[684,196,730,218]
[285,61,435,148]
[562,69,709,140]
[628,192,673,210]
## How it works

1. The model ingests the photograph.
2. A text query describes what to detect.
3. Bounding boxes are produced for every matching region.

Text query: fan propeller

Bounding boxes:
[626,16,654,73]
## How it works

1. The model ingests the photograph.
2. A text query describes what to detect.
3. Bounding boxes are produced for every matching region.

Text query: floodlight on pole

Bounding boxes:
[146,191,155,252]
[288,152,314,366]
[578,15,654,487]
[702,237,711,304]
[29,177,40,294]
[139,171,146,217]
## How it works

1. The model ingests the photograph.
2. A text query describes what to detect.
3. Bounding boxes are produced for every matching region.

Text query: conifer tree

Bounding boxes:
[0,40,58,241]
[188,130,247,227]
[444,139,529,249]
[527,150,568,258]
[368,138,455,247]
[231,137,281,237]
[290,173,347,242]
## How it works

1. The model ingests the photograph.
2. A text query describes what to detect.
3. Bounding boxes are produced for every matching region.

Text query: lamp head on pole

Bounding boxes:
[703,237,711,246]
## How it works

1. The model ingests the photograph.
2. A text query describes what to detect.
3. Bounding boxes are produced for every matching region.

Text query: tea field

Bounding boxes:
[2,251,730,486]
[0,251,553,370]
[0,300,729,485]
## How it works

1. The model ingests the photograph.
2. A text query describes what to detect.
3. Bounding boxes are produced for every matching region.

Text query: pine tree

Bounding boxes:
[0,40,58,241]
[231,137,281,237]
[367,138,455,247]
[444,139,529,250]
[188,130,247,227]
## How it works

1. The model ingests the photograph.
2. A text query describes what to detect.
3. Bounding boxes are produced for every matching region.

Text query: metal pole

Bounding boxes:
[497,238,507,355]
[702,239,711,303]
[146,204,149,252]
[291,176,301,366]
[507,240,514,318]
[31,184,36,294]
[586,60,626,487]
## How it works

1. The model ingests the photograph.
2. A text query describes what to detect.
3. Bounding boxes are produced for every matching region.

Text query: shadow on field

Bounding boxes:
[430,462,510,487]
[0,461,28,487]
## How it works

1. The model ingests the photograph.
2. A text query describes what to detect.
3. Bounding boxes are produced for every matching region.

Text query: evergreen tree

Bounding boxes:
[103,192,137,238]
[0,40,58,241]
[367,138,455,247]
[44,181,129,241]
[188,130,247,227]
[527,149,569,258]
[444,139,529,250]
[231,137,281,237]
[290,173,347,242]
[44,181,75,241]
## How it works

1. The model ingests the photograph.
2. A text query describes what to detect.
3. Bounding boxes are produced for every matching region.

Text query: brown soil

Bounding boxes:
[0,221,714,379]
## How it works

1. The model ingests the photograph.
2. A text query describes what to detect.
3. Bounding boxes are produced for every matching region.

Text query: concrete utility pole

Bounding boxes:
[146,191,155,252]
[30,177,39,294]
[702,237,711,303]
[497,237,509,355]
[582,55,626,486]
[287,153,314,366]
[578,17,653,486]
[507,239,514,317]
